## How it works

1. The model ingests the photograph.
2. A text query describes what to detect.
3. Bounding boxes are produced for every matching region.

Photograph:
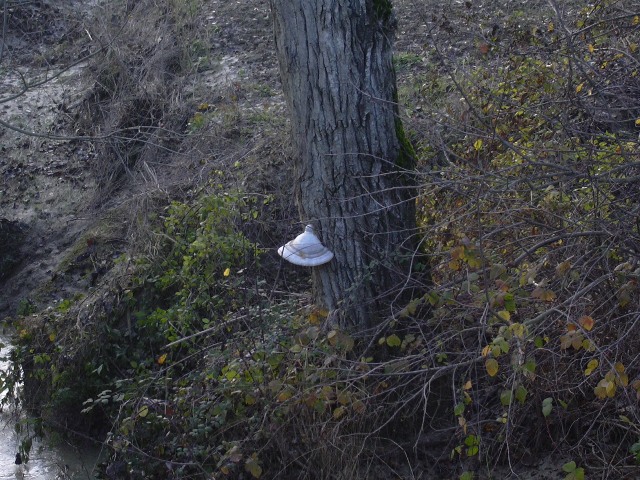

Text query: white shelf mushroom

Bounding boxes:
[278,225,334,267]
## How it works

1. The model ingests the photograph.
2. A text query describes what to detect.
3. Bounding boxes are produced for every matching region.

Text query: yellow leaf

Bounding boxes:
[157,353,167,365]
[588,44,595,53]
[614,362,625,373]
[337,391,351,405]
[223,267,231,277]
[548,22,555,32]
[633,15,640,26]
[497,310,511,322]
[333,406,347,419]
[245,456,263,479]
[463,380,472,390]
[49,332,56,342]
[578,315,594,331]
[485,358,499,377]
[617,373,629,387]
[481,345,491,357]
[473,139,483,151]
[584,359,598,376]
[635,118,640,127]
[576,82,584,93]
[605,380,616,397]
[594,385,607,399]
[308,308,328,325]
[583,339,596,352]
[138,405,149,418]
[510,322,526,338]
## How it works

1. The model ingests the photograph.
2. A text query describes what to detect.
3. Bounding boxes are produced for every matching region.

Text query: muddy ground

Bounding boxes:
[0,0,561,313]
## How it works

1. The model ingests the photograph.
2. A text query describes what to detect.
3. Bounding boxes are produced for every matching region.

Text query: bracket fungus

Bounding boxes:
[278,224,334,267]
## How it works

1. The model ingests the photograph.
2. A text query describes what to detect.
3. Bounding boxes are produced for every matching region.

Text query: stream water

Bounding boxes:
[0,338,102,479]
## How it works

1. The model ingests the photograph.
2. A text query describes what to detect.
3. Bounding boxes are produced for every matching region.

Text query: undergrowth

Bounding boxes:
[4,1,640,480]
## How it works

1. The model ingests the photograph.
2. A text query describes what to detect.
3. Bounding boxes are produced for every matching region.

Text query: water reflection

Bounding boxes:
[0,337,102,479]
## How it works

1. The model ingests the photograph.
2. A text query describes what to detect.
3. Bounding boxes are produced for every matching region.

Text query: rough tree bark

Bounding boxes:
[271,0,417,330]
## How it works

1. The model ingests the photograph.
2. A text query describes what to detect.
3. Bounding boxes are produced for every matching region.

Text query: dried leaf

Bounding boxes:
[578,315,594,331]
[555,260,572,276]
[352,400,366,414]
[276,390,292,402]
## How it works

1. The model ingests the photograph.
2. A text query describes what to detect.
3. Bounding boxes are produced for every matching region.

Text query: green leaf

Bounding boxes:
[500,390,512,406]
[386,334,401,347]
[515,385,528,404]
[542,397,553,417]
[523,358,537,375]
[562,461,577,473]
[454,403,465,416]
[464,434,479,447]
[504,293,516,312]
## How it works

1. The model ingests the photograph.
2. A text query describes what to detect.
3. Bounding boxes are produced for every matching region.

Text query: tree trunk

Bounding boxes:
[271,0,416,330]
